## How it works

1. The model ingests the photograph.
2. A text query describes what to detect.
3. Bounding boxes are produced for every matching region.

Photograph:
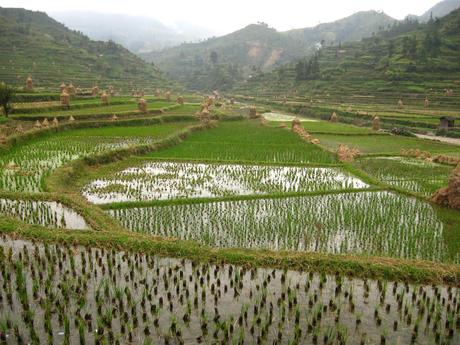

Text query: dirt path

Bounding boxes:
[415,134,460,146]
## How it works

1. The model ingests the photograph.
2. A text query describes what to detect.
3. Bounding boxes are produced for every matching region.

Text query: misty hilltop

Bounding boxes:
[50,11,217,54]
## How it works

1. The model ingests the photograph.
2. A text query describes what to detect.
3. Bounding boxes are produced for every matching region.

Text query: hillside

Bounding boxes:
[0,7,175,92]
[233,8,460,103]
[143,11,397,91]
[285,11,395,47]
[50,11,215,53]
[419,0,460,21]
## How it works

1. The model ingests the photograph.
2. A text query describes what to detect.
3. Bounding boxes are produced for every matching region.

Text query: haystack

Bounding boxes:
[67,83,75,95]
[424,98,430,108]
[249,106,259,119]
[69,115,75,122]
[26,75,33,91]
[60,91,70,108]
[398,99,404,109]
[330,112,338,123]
[205,96,214,107]
[42,118,49,127]
[291,118,312,141]
[432,163,460,210]
[5,161,19,171]
[372,116,380,131]
[165,91,171,101]
[198,107,211,123]
[177,96,184,105]
[155,88,161,97]
[337,144,360,163]
[101,91,109,105]
[34,120,41,128]
[15,125,24,133]
[347,106,353,112]
[111,114,118,121]
[213,90,220,99]
[92,86,99,96]
[52,117,59,126]
[60,82,66,93]
[138,98,147,113]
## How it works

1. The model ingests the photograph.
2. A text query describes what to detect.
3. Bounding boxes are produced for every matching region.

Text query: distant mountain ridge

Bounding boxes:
[50,11,216,54]
[419,0,460,21]
[232,8,460,104]
[0,7,173,90]
[143,11,396,91]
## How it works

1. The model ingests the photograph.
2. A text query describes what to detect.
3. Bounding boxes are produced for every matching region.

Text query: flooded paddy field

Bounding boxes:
[109,191,460,263]
[83,161,368,204]
[0,236,458,345]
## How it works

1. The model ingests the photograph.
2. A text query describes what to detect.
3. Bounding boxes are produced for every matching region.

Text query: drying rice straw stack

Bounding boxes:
[60,90,70,108]
[330,112,338,123]
[138,98,147,113]
[101,91,109,105]
[26,75,33,91]
[372,116,380,131]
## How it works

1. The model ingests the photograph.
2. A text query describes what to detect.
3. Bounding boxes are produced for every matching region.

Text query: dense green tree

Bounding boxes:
[210,51,218,64]
[0,83,14,117]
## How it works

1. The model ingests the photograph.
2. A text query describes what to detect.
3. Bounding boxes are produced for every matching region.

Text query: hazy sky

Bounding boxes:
[0,0,442,34]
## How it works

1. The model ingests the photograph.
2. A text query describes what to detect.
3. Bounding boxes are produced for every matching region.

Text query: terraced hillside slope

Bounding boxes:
[0,7,174,92]
[232,9,460,135]
[144,11,396,91]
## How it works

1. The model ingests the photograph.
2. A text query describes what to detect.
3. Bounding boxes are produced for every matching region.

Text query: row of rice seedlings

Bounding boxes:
[83,162,368,204]
[0,199,88,229]
[355,157,452,196]
[0,235,458,345]
[150,142,336,165]
[109,191,458,263]
[0,136,156,193]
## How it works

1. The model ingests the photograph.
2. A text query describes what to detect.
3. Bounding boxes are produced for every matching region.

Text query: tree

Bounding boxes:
[210,51,218,64]
[0,83,14,117]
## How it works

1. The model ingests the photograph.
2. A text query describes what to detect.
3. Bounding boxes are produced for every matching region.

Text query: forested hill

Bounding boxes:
[143,11,396,91]
[0,7,174,92]
[232,8,460,102]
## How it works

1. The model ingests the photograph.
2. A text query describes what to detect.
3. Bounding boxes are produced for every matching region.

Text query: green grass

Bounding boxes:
[147,120,336,164]
[11,101,176,118]
[51,122,194,138]
[316,133,460,155]
[0,122,195,193]
[354,157,454,196]
[268,120,375,134]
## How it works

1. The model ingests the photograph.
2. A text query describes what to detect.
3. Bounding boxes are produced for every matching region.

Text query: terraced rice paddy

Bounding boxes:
[147,121,335,164]
[83,162,368,204]
[0,199,88,229]
[262,112,318,122]
[355,157,453,196]
[0,236,458,345]
[109,191,459,263]
[315,134,460,155]
[0,123,193,193]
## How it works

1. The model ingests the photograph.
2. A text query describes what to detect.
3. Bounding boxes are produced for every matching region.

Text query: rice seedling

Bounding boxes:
[355,157,453,196]
[0,123,193,193]
[0,198,88,229]
[0,235,457,344]
[83,161,368,204]
[109,191,460,263]
[147,120,336,164]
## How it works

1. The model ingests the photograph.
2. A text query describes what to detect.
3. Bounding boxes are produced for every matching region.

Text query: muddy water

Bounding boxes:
[0,198,89,229]
[83,162,368,204]
[0,235,457,344]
